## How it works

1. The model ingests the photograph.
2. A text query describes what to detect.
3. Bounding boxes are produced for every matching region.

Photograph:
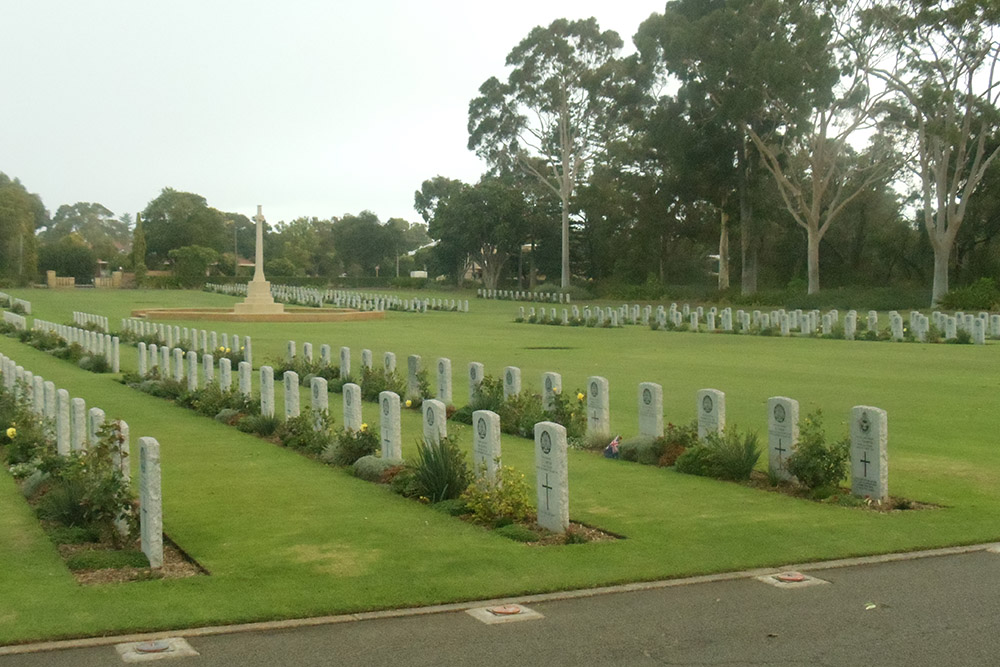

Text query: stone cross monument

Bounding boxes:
[234,205,284,315]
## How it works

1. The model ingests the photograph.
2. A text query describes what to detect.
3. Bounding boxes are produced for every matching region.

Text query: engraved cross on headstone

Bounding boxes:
[541,473,553,511]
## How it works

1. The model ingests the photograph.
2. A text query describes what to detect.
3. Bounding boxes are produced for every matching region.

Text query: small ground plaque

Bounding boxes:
[466,604,543,625]
[756,572,829,589]
[116,637,199,662]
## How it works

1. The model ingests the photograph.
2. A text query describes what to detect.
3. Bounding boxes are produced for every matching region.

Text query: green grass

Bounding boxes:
[0,287,998,645]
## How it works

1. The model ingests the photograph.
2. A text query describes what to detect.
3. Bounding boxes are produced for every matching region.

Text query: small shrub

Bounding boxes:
[939,278,1000,310]
[324,423,378,465]
[352,455,405,482]
[77,355,111,373]
[785,410,850,491]
[563,527,590,544]
[674,427,761,481]
[279,413,337,456]
[214,408,242,425]
[495,523,540,542]
[432,498,469,516]
[404,436,470,503]
[578,430,613,451]
[949,329,972,345]
[47,525,101,544]
[460,466,533,527]
[66,549,149,571]
[359,367,406,402]
[236,413,281,436]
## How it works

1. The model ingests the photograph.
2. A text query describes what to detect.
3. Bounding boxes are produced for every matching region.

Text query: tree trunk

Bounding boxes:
[931,241,951,306]
[738,134,757,295]
[718,211,730,290]
[560,191,570,289]
[740,226,758,295]
[807,229,820,294]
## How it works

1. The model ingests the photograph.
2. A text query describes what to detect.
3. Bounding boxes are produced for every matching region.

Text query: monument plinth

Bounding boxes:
[233,205,285,315]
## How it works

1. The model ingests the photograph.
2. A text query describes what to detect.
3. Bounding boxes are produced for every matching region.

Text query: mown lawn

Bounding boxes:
[1,287,998,645]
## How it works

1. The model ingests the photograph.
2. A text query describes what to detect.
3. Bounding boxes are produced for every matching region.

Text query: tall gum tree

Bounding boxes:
[861,0,1000,305]
[468,18,623,289]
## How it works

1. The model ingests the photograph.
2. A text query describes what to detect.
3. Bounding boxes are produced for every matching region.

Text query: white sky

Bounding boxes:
[1,1,661,226]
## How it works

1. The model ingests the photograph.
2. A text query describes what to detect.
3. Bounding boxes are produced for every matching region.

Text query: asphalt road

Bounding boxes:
[3,546,999,666]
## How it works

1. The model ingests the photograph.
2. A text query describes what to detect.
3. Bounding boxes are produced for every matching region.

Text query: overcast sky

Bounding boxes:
[1,1,661,226]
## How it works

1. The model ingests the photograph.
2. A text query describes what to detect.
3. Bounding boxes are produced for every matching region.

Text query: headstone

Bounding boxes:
[218,357,231,389]
[302,342,313,363]
[850,406,888,502]
[407,354,422,400]
[310,376,329,430]
[586,376,610,436]
[139,437,163,569]
[138,342,147,377]
[186,351,199,391]
[71,397,87,452]
[172,348,184,383]
[343,382,362,431]
[542,372,562,412]
[384,351,396,374]
[286,340,296,361]
[534,422,569,534]
[379,391,402,459]
[436,358,452,403]
[767,396,799,481]
[361,349,373,371]
[284,371,300,419]
[242,337,253,367]
[637,382,663,439]
[422,399,447,446]
[56,389,71,455]
[260,366,275,418]
[239,361,252,397]
[44,381,56,423]
[340,347,351,380]
[696,389,725,440]
[111,337,120,373]
[472,410,502,481]
[88,407,106,448]
[503,366,521,400]
[320,344,332,366]
[468,362,484,404]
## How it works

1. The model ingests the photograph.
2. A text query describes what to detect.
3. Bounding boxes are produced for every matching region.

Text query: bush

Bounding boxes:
[279,413,336,456]
[352,455,405,482]
[618,436,666,466]
[404,436,470,503]
[66,549,149,571]
[939,278,1000,311]
[494,523,540,542]
[460,466,533,527]
[235,413,282,436]
[187,383,257,418]
[47,525,101,544]
[431,498,469,516]
[785,410,850,491]
[323,423,378,465]
[359,367,406,402]
[675,427,761,481]
[77,355,110,373]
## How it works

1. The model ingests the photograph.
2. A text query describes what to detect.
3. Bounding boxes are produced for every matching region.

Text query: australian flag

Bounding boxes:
[603,435,621,459]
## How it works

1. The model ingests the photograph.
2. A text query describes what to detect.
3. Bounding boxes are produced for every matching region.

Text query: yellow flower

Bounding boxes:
[577,392,585,401]
[218,346,225,352]
[5,427,15,439]
[361,423,368,431]
[405,399,412,408]
[225,347,231,353]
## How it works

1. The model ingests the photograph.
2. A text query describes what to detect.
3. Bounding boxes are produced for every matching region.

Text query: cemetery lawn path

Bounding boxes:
[1,289,999,645]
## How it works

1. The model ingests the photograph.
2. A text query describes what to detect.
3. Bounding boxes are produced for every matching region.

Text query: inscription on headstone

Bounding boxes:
[850,406,888,502]
[534,422,569,533]
[767,396,799,481]
[696,389,726,440]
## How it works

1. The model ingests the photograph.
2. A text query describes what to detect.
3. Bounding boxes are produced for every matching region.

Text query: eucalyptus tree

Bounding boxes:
[860,0,1000,304]
[468,18,624,288]
[635,0,838,294]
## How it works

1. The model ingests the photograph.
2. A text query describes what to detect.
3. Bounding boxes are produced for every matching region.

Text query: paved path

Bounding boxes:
[3,546,999,666]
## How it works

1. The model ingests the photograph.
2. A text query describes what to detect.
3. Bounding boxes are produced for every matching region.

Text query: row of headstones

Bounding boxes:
[0,293,31,314]
[519,302,1000,343]
[0,350,162,566]
[122,318,253,365]
[2,310,27,330]
[480,288,569,303]
[32,319,121,373]
[73,311,109,333]
[314,288,469,313]
[137,343,253,395]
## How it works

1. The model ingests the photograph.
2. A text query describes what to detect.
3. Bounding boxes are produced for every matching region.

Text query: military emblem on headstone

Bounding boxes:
[590,381,598,397]
[427,409,435,426]
[477,417,487,439]
[774,404,786,423]
[859,411,870,433]
[702,395,713,413]
[382,398,389,415]
[643,387,652,406]
[540,430,552,455]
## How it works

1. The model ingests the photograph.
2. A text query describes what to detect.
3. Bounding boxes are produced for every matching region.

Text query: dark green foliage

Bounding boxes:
[47,525,101,544]
[279,413,336,456]
[431,498,469,516]
[618,437,665,465]
[77,355,110,373]
[785,411,850,491]
[184,383,257,419]
[214,408,241,425]
[466,375,580,440]
[359,367,406,402]
[939,278,1000,311]
[324,424,378,465]
[404,437,471,503]
[0,391,51,465]
[236,414,281,436]
[675,428,761,481]
[66,549,149,571]
[494,523,540,542]
[949,329,972,345]
[563,527,590,544]
[351,455,404,482]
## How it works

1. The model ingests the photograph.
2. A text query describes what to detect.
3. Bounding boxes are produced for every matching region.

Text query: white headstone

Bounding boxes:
[379,391,402,460]
[260,366,275,418]
[503,366,521,400]
[218,357,231,389]
[422,399,447,446]
[850,406,888,502]
[71,397,87,452]
[87,407,105,448]
[542,372,562,412]
[407,354,422,400]
[56,389,71,455]
[638,382,663,439]
[696,389,725,440]
[284,371,300,419]
[139,437,163,569]
[586,376,610,436]
[340,346,351,380]
[343,382,362,431]
[468,362,484,404]
[138,342,147,377]
[436,358,452,404]
[534,421,569,533]
[767,396,799,481]
[472,409,502,482]
[238,361,252,397]
[384,351,396,374]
